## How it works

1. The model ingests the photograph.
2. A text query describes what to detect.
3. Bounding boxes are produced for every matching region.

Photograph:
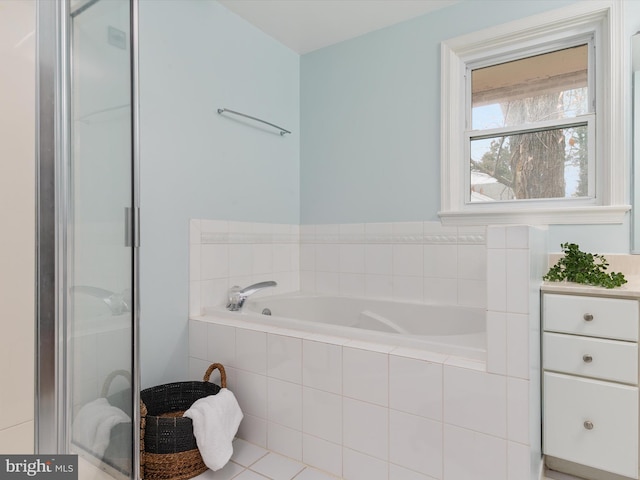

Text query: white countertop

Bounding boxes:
[541,275,640,298]
[542,254,640,298]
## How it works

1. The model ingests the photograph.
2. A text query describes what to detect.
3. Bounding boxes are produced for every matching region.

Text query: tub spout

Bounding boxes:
[226,281,277,311]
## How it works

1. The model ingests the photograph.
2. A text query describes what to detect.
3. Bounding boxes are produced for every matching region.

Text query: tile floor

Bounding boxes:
[193,437,563,480]
[193,439,338,480]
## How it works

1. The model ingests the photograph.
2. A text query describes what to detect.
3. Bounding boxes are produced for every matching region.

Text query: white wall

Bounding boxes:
[0,0,35,454]
[138,0,300,387]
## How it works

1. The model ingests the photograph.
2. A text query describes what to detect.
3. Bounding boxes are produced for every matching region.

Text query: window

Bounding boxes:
[469,44,592,203]
[439,1,629,225]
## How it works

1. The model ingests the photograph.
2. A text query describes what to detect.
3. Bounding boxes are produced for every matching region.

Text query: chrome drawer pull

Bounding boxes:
[583,313,594,322]
[584,420,594,430]
[583,354,593,363]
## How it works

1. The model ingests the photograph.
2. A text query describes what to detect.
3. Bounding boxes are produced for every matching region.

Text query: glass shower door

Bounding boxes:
[68,0,134,477]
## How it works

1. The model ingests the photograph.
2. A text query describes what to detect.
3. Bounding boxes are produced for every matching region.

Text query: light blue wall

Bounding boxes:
[548,0,640,254]
[300,0,577,225]
[139,0,299,387]
[299,0,640,255]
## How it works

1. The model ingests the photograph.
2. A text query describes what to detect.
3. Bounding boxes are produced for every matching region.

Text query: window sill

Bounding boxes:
[438,204,631,226]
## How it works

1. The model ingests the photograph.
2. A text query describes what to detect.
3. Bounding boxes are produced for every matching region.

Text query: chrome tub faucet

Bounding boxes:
[226,281,277,311]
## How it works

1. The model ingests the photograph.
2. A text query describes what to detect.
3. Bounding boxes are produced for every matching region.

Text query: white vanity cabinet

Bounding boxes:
[542,292,640,479]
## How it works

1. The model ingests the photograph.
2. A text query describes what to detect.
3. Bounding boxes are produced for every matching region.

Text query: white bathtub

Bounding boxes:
[202,293,486,360]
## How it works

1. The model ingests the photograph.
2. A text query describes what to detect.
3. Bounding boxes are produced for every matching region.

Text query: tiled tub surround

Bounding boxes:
[190,219,301,316]
[190,219,488,316]
[189,220,547,480]
[299,223,487,308]
[189,316,486,480]
[189,224,548,480]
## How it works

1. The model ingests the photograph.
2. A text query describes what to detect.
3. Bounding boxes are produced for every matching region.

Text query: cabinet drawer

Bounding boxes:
[544,294,639,341]
[543,372,639,478]
[543,332,638,384]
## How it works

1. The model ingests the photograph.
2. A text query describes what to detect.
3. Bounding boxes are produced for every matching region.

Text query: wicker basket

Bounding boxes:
[140,363,226,480]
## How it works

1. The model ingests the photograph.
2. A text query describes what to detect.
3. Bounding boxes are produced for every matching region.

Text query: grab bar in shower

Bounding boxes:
[217,108,291,136]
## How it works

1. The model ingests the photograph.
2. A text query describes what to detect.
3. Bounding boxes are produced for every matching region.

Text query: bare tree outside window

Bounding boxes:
[469,44,590,203]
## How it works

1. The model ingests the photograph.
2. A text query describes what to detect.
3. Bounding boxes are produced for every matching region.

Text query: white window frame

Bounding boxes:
[439,1,629,225]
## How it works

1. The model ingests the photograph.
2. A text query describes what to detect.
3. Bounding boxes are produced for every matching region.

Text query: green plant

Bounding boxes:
[543,243,627,288]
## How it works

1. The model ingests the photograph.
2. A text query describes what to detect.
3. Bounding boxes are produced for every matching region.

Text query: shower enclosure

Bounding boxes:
[36,0,139,478]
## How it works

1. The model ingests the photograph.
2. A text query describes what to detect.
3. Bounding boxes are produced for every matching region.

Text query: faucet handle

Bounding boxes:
[227,286,242,311]
[227,281,277,311]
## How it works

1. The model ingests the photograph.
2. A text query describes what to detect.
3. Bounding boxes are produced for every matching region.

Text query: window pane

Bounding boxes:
[470,125,588,202]
[471,45,588,130]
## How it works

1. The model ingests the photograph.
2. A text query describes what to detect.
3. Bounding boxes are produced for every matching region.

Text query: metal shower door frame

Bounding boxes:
[35,0,141,476]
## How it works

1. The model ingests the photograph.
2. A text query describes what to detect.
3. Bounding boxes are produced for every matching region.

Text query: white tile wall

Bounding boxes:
[424,244,457,279]
[233,369,268,419]
[389,355,442,420]
[507,377,529,445]
[443,366,507,438]
[389,410,442,478]
[339,273,366,297]
[389,464,435,480]
[485,225,548,480]
[444,424,507,480]
[236,329,267,375]
[188,224,547,479]
[343,448,388,480]
[506,313,530,379]
[343,398,388,459]
[303,388,342,444]
[365,244,393,275]
[506,250,530,314]
[486,311,507,375]
[268,378,302,430]
[423,277,458,305]
[302,434,342,477]
[487,248,507,312]
[207,323,236,367]
[268,334,302,383]
[299,221,486,307]
[458,244,486,280]
[507,440,531,480]
[190,220,301,315]
[190,316,531,478]
[267,422,303,461]
[237,414,267,448]
[342,347,388,406]
[197,316,543,478]
[339,245,365,273]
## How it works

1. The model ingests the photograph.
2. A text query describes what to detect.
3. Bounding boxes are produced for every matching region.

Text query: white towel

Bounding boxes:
[183,388,243,471]
[72,398,131,458]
